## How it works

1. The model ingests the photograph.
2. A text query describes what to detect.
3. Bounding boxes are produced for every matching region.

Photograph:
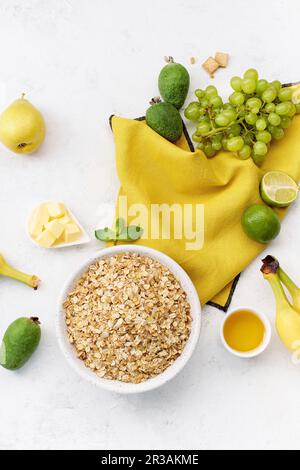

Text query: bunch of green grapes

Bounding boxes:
[184,69,300,164]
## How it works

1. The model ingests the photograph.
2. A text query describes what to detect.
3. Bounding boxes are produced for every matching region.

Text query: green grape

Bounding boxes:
[188,71,297,163]
[223,103,235,110]
[245,112,258,125]
[267,125,276,137]
[265,103,276,113]
[230,76,242,92]
[255,118,267,131]
[198,115,210,122]
[192,133,203,142]
[227,136,244,152]
[272,127,284,140]
[243,133,253,145]
[197,121,211,134]
[211,137,222,151]
[252,152,265,166]
[204,142,216,158]
[195,89,205,100]
[198,106,206,116]
[253,141,268,156]
[267,112,281,126]
[223,108,237,122]
[280,116,292,128]
[184,102,200,120]
[262,86,277,103]
[246,97,262,111]
[238,144,251,160]
[215,113,230,127]
[229,92,245,106]
[200,99,209,108]
[222,137,229,150]
[209,95,223,108]
[286,102,296,117]
[278,87,293,102]
[275,102,290,116]
[256,130,272,143]
[241,78,256,94]
[243,68,259,80]
[256,79,268,96]
[270,80,282,92]
[238,104,247,117]
[227,123,241,137]
[205,85,218,98]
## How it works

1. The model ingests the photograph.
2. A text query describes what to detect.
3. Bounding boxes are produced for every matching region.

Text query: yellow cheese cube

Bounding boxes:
[29,204,50,238]
[45,220,65,239]
[36,229,56,248]
[64,223,81,243]
[47,203,66,219]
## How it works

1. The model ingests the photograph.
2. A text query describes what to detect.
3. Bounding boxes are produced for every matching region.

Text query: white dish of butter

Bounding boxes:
[28,201,90,248]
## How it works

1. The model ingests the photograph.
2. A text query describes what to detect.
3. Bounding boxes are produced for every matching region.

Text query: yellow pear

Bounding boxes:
[0,94,45,154]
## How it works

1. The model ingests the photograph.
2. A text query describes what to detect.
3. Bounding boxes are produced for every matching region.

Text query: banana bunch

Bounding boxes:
[261,255,300,351]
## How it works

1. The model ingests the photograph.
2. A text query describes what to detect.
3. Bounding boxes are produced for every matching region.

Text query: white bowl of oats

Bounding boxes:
[57,245,201,393]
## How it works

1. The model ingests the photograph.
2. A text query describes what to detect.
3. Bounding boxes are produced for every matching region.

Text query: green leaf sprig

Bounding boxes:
[95,218,143,243]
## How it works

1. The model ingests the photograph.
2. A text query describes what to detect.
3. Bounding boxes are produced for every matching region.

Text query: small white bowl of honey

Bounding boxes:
[220,308,271,358]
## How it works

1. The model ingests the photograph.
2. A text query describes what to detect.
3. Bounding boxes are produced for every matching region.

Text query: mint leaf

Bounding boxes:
[126,225,144,241]
[115,217,126,237]
[95,222,143,243]
[95,227,116,242]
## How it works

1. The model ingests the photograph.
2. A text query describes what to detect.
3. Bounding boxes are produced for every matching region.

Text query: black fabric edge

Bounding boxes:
[109,115,194,148]
[283,80,300,88]
[206,273,241,312]
[108,113,241,312]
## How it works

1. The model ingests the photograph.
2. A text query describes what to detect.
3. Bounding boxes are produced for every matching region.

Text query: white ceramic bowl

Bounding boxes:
[220,307,271,359]
[56,244,201,394]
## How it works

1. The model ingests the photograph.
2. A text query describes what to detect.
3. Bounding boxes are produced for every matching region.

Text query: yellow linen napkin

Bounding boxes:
[110,113,300,310]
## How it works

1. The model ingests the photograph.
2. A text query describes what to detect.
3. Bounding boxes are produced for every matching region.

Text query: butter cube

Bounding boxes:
[36,229,56,248]
[47,203,66,219]
[45,220,65,239]
[53,233,65,246]
[57,213,72,225]
[64,223,81,243]
[29,204,50,238]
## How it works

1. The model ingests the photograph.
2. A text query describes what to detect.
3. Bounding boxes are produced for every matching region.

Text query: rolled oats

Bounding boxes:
[63,252,191,384]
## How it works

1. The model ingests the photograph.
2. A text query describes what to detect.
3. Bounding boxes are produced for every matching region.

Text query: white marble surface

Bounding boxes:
[0,0,300,451]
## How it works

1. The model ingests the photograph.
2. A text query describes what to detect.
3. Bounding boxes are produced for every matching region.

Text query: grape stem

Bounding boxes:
[200,118,244,138]
[207,108,215,129]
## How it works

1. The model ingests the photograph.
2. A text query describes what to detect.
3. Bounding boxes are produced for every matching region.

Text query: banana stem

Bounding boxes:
[278,267,299,297]
[264,272,291,310]
[278,267,300,311]
[0,255,40,289]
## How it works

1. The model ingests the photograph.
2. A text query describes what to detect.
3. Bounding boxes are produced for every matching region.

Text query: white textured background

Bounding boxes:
[0,0,300,451]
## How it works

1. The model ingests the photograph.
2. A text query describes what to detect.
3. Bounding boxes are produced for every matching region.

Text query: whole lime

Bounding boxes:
[242,204,281,243]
